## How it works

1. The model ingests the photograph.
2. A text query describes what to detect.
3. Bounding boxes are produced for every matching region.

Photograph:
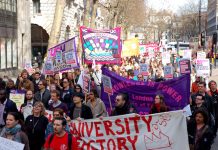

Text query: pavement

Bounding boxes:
[209,66,218,150]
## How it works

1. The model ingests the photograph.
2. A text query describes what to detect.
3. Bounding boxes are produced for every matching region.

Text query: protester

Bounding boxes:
[34,80,51,109]
[17,70,34,92]
[32,72,42,92]
[0,112,30,150]
[191,76,201,94]
[188,109,214,150]
[111,93,137,116]
[207,80,218,133]
[48,90,68,113]
[150,94,169,114]
[25,101,48,150]
[45,108,70,138]
[69,93,93,120]
[86,89,107,118]
[60,78,74,109]
[44,117,79,150]
[191,82,214,118]
[20,90,36,120]
[74,84,84,98]
[0,89,18,131]
[5,79,16,98]
[137,73,145,82]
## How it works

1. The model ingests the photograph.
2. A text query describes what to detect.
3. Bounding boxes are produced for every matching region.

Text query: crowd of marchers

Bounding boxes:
[0,54,217,150]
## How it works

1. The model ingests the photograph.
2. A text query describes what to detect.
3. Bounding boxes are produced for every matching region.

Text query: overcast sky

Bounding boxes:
[147,0,198,13]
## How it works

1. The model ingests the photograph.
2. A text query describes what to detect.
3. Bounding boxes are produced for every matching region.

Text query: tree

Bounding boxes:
[47,0,66,49]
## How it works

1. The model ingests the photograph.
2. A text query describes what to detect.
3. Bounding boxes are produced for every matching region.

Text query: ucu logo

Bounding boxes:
[60,144,67,150]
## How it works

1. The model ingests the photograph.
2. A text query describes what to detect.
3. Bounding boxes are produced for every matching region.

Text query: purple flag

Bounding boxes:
[101,68,190,115]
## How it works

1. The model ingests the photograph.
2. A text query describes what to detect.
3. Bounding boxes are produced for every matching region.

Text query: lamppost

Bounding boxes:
[176,34,180,55]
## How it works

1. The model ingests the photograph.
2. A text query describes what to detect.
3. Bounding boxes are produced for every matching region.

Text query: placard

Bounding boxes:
[179,59,191,75]
[197,51,206,59]
[139,64,149,76]
[196,59,210,77]
[9,92,25,109]
[0,137,24,150]
[164,66,173,79]
[101,75,113,95]
[82,74,91,93]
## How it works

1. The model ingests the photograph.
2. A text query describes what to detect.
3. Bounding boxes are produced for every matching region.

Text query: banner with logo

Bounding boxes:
[70,111,189,150]
[80,26,121,64]
[48,37,79,72]
[101,68,190,114]
[196,59,210,77]
[122,38,139,57]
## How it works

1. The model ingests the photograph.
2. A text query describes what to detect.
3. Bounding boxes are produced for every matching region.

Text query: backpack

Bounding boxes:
[48,133,72,149]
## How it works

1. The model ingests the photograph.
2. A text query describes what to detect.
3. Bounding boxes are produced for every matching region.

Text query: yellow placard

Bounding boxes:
[9,93,25,109]
[122,38,139,57]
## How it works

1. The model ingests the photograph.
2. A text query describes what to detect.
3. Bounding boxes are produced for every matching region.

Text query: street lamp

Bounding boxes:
[175,34,180,55]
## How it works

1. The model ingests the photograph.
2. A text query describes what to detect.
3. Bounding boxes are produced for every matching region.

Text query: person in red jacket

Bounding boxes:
[44,117,79,150]
[191,76,201,94]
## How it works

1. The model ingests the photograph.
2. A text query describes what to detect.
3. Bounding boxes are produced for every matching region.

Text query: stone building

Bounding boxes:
[30,0,84,60]
[0,0,31,75]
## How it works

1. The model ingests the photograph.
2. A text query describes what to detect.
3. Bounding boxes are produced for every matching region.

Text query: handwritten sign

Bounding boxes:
[101,75,113,95]
[9,92,25,109]
[0,137,24,150]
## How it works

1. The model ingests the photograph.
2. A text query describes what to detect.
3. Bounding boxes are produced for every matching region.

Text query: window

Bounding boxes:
[33,0,41,14]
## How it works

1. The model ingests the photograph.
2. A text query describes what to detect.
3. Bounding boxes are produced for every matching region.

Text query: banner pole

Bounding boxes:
[108,94,113,112]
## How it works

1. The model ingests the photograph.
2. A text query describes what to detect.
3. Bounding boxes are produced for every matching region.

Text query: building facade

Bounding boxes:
[0,0,18,71]
[30,0,84,60]
[207,0,217,36]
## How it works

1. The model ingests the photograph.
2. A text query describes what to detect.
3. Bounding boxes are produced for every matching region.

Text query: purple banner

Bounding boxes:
[80,26,121,64]
[48,37,79,73]
[101,68,190,115]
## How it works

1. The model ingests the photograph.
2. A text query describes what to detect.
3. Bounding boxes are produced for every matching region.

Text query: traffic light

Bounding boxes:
[213,32,217,45]
[201,32,205,47]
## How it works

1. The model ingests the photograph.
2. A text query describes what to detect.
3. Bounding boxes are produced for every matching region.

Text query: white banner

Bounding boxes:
[0,137,24,150]
[196,59,210,77]
[70,111,189,150]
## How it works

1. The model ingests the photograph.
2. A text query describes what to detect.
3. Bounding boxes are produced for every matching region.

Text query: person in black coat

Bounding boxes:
[34,80,51,109]
[69,93,93,120]
[0,89,18,128]
[111,93,137,116]
[60,78,74,109]
[25,101,48,150]
[187,109,214,150]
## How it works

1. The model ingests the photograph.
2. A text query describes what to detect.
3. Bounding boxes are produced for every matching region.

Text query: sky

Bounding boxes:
[147,0,191,13]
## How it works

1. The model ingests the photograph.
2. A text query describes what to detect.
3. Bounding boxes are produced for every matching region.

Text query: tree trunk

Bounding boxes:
[83,0,91,27]
[90,0,98,29]
[47,0,66,49]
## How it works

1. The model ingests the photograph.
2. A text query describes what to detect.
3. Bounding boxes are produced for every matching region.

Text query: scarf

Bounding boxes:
[5,124,21,135]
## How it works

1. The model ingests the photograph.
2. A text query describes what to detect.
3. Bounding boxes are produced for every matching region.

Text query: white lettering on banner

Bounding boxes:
[83,33,118,40]
[70,111,189,150]
[0,137,24,150]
